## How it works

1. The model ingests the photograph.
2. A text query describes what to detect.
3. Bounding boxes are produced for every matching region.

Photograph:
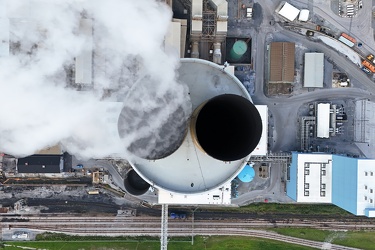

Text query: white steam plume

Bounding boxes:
[0,0,191,159]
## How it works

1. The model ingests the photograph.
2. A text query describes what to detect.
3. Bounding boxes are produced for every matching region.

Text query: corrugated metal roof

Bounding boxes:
[304,53,324,88]
[269,42,295,83]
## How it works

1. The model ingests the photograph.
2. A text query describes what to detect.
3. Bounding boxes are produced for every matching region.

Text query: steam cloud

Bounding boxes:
[0,0,191,159]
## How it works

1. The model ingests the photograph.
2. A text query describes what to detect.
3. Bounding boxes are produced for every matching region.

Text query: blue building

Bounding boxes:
[287,152,375,217]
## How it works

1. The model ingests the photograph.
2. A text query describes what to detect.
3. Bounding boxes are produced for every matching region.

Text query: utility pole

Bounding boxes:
[161,204,168,250]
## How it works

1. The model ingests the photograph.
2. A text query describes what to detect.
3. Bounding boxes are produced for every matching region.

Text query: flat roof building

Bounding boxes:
[304,53,324,88]
[317,103,330,138]
[277,2,300,22]
[287,152,375,218]
[252,105,268,156]
[287,153,332,203]
[298,9,309,22]
[17,155,62,174]
[269,42,295,83]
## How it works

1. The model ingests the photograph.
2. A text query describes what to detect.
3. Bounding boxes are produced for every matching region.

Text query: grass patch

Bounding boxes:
[239,203,350,215]
[35,232,165,241]
[270,228,332,242]
[4,236,315,250]
[206,203,352,216]
[270,227,375,250]
[333,230,375,250]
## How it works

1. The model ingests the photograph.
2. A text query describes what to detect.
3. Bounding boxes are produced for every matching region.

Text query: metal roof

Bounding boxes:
[298,9,309,21]
[252,105,268,156]
[269,42,295,83]
[17,155,62,173]
[317,103,330,138]
[288,153,375,217]
[278,2,300,22]
[304,53,324,88]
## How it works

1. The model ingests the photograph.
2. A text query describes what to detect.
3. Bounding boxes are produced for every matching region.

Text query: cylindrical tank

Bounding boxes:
[213,42,222,64]
[190,94,262,162]
[229,40,247,61]
[124,170,150,196]
[191,41,199,58]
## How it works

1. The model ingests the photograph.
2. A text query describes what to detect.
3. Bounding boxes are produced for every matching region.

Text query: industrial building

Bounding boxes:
[304,53,324,88]
[316,103,330,138]
[190,0,228,63]
[120,58,264,205]
[276,2,300,22]
[17,155,63,174]
[354,99,375,158]
[252,105,268,156]
[287,152,375,217]
[298,9,310,22]
[269,42,295,84]
[300,102,347,151]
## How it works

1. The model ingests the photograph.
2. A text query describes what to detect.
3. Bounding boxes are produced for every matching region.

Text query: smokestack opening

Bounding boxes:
[124,170,150,196]
[118,104,188,160]
[191,94,262,162]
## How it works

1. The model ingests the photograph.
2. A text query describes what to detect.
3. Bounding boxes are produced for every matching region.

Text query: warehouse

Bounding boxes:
[304,53,324,88]
[269,42,295,84]
[276,2,300,22]
[17,155,62,174]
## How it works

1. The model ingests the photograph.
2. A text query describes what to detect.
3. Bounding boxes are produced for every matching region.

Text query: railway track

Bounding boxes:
[1,215,364,250]
[3,227,359,250]
[4,216,375,230]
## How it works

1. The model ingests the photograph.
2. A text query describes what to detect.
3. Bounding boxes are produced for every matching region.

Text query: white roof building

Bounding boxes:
[277,2,300,22]
[289,153,333,203]
[317,103,330,138]
[252,105,268,156]
[287,153,375,217]
[298,9,310,22]
[304,53,324,88]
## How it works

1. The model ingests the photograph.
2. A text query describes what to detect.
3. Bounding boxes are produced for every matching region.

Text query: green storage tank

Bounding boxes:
[229,40,248,61]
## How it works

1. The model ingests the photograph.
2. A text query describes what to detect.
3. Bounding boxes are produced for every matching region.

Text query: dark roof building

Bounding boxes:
[269,42,295,83]
[17,155,62,173]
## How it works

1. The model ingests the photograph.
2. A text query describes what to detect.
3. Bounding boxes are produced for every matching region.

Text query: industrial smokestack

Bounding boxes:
[118,98,189,160]
[190,94,262,162]
[124,169,151,196]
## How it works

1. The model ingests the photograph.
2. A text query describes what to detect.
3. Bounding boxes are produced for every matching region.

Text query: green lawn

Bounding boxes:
[236,203,352,216]
[333,231,375,250]
[271,228,332,242]
[271,228,375,250]
[3,236,314,250]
